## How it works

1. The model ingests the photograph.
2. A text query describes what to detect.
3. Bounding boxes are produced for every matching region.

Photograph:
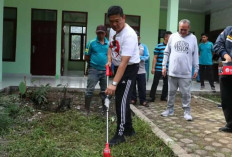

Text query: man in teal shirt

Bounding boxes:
[84,25,109,114]
[199,33,215,91]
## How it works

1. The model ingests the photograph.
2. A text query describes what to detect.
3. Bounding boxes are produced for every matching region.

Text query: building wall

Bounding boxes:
[3,0,160,77]
[0,0,4,81]
[159,8,205,41]
[210,6,232,31]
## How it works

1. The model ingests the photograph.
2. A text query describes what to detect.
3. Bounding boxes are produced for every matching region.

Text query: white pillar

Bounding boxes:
[166,0,179,33]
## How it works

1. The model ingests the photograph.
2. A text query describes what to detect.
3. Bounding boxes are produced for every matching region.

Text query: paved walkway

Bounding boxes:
[0,74,220,92]
[134,95,232,157]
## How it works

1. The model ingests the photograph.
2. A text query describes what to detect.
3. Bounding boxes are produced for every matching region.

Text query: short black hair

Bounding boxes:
[107,6,124,17]
[164,31,172,38]
[135,31,140,37]
[201,33,208,37]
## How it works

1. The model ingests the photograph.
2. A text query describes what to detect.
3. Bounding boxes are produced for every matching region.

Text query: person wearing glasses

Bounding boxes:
[105,6,140,146]
[161,19,199,121]
[84,25,109,114]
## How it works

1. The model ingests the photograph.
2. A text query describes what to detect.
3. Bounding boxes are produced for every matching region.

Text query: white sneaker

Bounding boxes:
[184,112,192,121]
[161,109,174,117]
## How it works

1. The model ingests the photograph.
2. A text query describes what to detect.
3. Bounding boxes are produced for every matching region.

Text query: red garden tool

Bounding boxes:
[218,61,232,75]
[103,65,112,157]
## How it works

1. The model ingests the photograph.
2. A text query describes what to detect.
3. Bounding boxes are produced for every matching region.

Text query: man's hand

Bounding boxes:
[193,72,198,79]
[106,61,112,68]
[162,68,167,77]
[223,54,232,62]
[151,68,155,74]
[105,84,116,95]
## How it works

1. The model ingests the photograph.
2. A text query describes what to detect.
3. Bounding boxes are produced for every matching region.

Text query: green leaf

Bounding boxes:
[19,82,26,95]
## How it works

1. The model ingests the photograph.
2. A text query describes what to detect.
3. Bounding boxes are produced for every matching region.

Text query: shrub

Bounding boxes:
[30,84,51,106]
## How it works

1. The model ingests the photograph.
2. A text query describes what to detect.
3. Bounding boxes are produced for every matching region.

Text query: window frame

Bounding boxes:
[3,7,17,62]
[69,25,86,61]
[104,13,141,34]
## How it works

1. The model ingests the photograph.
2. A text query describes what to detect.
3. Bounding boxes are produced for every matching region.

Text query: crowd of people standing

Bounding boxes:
[84,5,232,146]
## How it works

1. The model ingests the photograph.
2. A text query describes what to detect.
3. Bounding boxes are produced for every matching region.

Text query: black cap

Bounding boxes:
[96,25,106,33]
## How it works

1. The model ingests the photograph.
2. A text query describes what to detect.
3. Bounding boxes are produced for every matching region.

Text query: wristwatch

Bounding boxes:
[112,81,118,86]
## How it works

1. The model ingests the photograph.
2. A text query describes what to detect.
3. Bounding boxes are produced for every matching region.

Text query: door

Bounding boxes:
[31,9,57,75]
[61,11,87,76]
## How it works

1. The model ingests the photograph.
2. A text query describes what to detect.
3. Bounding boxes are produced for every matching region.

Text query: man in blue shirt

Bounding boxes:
[84,25,109,114]
[199,33,215,91]
[148,31,172,102]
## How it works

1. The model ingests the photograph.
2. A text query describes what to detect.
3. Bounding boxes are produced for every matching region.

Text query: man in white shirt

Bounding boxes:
[105,6,140,146]
[161,19,199,121]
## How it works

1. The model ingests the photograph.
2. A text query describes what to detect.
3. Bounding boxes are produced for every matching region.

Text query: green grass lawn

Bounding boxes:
[0,94,174,157]
[199,94,221,103]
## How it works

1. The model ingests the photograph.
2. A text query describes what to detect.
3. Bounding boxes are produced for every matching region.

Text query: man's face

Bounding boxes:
[201,35,208,42]
[179,23,190,37]
[96,32,106,40]
[109,14,125,32]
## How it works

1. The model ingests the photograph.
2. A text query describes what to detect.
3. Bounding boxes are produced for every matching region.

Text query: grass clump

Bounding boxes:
[0,92,174,156]
[200,94,221,103]
[3,110,174,157]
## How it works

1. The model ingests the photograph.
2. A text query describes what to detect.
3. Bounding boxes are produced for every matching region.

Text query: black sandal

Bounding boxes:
[140,102,149,107]
[130,100,137,105]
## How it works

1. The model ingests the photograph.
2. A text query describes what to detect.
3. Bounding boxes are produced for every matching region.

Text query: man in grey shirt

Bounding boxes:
[161,19,199,121]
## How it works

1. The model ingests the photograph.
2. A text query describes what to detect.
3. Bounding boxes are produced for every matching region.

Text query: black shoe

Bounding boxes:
[160,98,167,101]
[211,87,216,93]
[124,128,136,137]
[140,101,149,107]
[217,104,222,108]
[147,97,155,102]
[219,126,232,133]
[109,134,125,146]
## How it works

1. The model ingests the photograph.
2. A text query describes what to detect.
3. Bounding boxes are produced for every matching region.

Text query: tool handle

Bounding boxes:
[106,65,112,76]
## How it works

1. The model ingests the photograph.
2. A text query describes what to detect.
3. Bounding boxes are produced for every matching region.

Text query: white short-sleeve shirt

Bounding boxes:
[109,24,140,66]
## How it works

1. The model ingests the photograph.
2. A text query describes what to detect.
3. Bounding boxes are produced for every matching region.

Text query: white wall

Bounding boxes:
[210,6,232,31]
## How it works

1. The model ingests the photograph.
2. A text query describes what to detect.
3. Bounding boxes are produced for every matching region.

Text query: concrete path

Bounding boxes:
[0,74,220,93]
[133,95,232,157]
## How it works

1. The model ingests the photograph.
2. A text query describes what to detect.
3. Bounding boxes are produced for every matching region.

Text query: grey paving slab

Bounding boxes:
[133,96,232,157]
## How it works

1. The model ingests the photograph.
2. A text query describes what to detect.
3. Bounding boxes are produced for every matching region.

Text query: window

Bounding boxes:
[104,14,141,35]
[3,7,17,62]
[62,11,87,61]
[69,26,86,61]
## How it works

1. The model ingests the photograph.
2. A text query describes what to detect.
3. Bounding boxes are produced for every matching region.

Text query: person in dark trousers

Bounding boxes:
[84,25,109,114]
[131,31,149,107]
[105,6,140,146]
[148,31,172,102]
[199,33,215,91]
[214,26,232,133]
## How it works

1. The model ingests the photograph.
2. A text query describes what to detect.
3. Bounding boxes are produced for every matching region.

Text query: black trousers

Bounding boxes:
[149,71,168,100]
[114,64,139,136]
[131,73,146,104]
[199,65,215,87]
[220,76,232,128]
